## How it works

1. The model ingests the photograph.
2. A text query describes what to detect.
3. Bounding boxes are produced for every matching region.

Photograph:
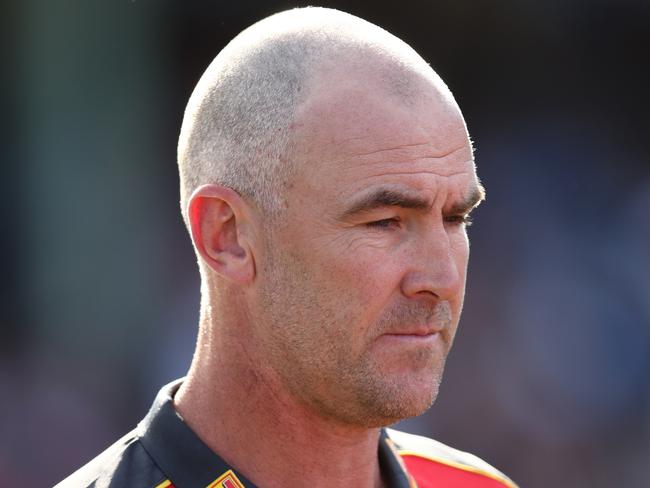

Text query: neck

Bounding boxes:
[174,303,386,488]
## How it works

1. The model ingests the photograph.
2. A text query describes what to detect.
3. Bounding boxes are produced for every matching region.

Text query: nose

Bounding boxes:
[400,225,465,301]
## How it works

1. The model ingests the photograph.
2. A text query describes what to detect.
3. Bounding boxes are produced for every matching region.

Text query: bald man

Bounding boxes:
[58,8,517,488]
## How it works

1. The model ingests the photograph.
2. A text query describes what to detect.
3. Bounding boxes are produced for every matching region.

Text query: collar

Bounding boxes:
[138,379,414,487]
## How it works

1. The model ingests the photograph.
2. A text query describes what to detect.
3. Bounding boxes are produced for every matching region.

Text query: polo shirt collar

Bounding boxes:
[138,379,255,487]
[138,379,413,487]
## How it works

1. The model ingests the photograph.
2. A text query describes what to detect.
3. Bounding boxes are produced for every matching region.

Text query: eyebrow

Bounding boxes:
[341,183,486,219]
[447,184,486,215]
[341,188,432,219]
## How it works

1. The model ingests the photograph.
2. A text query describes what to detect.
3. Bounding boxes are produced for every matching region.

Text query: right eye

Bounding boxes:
[366,217,401,229]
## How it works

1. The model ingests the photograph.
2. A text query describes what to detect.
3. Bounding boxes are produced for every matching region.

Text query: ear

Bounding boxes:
[187,184,256,285]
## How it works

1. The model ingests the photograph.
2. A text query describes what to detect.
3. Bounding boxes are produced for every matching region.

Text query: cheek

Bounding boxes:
[300,242,401,335]
[451,232,470,307]
[455,232,471,271]
[334,245,400,296]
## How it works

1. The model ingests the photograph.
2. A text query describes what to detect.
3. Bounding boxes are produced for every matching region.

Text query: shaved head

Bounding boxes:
[176,5,478,439]
[177,7,460,227]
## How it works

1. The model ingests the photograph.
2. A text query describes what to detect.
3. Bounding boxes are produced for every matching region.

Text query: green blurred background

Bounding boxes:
[2,1,649,486]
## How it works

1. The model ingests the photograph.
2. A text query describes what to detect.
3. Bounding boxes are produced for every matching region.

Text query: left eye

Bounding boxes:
[366,218,400,229]
[444,214,473,226]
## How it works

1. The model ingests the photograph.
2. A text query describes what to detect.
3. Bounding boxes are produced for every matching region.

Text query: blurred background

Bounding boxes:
[2,0,649,486]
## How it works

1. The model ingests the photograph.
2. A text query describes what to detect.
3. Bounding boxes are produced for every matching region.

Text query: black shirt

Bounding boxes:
[56,379,414,488]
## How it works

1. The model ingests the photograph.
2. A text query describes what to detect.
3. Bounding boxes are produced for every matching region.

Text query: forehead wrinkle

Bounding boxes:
[351,166,474,180]
[348,159,475,173]
[348,142,466,160]
[349,141,431,158]
[332,141,474,177]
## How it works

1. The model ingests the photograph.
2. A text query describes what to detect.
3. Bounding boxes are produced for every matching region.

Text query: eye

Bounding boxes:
[444,214,474,227]
[366,217,401,229]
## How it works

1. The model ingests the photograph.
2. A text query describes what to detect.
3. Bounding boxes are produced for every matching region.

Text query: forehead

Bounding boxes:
[289,74,476,202]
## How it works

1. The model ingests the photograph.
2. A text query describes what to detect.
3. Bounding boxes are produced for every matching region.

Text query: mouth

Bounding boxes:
[379,330,442,346]
[384,331,437,337]
[383,324,444,337]
[377,320,449,349]
[373,331,443,360]
[375,301,452,347]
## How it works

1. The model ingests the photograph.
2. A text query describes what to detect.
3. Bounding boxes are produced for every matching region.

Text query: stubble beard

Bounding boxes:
[257,245,455,429]
[347,301,453,427]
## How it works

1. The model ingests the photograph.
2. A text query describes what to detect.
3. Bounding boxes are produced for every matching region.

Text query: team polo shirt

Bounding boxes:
[56,379,517,488]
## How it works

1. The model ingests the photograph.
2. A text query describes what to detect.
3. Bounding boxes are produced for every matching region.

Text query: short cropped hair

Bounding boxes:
[177,7,451,227]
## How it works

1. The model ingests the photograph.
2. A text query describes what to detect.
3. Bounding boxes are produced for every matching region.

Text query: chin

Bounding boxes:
[356,374,442,428]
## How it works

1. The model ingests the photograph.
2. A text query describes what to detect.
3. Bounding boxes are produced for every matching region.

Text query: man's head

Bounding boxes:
[179,8,483,428]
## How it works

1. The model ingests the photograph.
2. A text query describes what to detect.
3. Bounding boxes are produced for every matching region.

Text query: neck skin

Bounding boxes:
[174,286,386,488]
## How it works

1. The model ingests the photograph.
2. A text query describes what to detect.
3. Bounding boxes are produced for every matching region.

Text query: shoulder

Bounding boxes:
[54,429,167,488]
[385,428,519,488]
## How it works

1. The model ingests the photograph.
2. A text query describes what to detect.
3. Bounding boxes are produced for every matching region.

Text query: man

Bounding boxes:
[58,7,517,488]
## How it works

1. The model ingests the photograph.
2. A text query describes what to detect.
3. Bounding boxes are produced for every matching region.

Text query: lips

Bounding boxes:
[383,324,442,336]
[377,329,442,351]
[374,300,452,340]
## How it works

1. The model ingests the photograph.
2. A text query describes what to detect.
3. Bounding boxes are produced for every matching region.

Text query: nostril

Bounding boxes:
[400,263,461,301]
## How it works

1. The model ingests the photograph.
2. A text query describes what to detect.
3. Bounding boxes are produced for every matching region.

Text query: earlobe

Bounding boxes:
[188,185,256,285]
